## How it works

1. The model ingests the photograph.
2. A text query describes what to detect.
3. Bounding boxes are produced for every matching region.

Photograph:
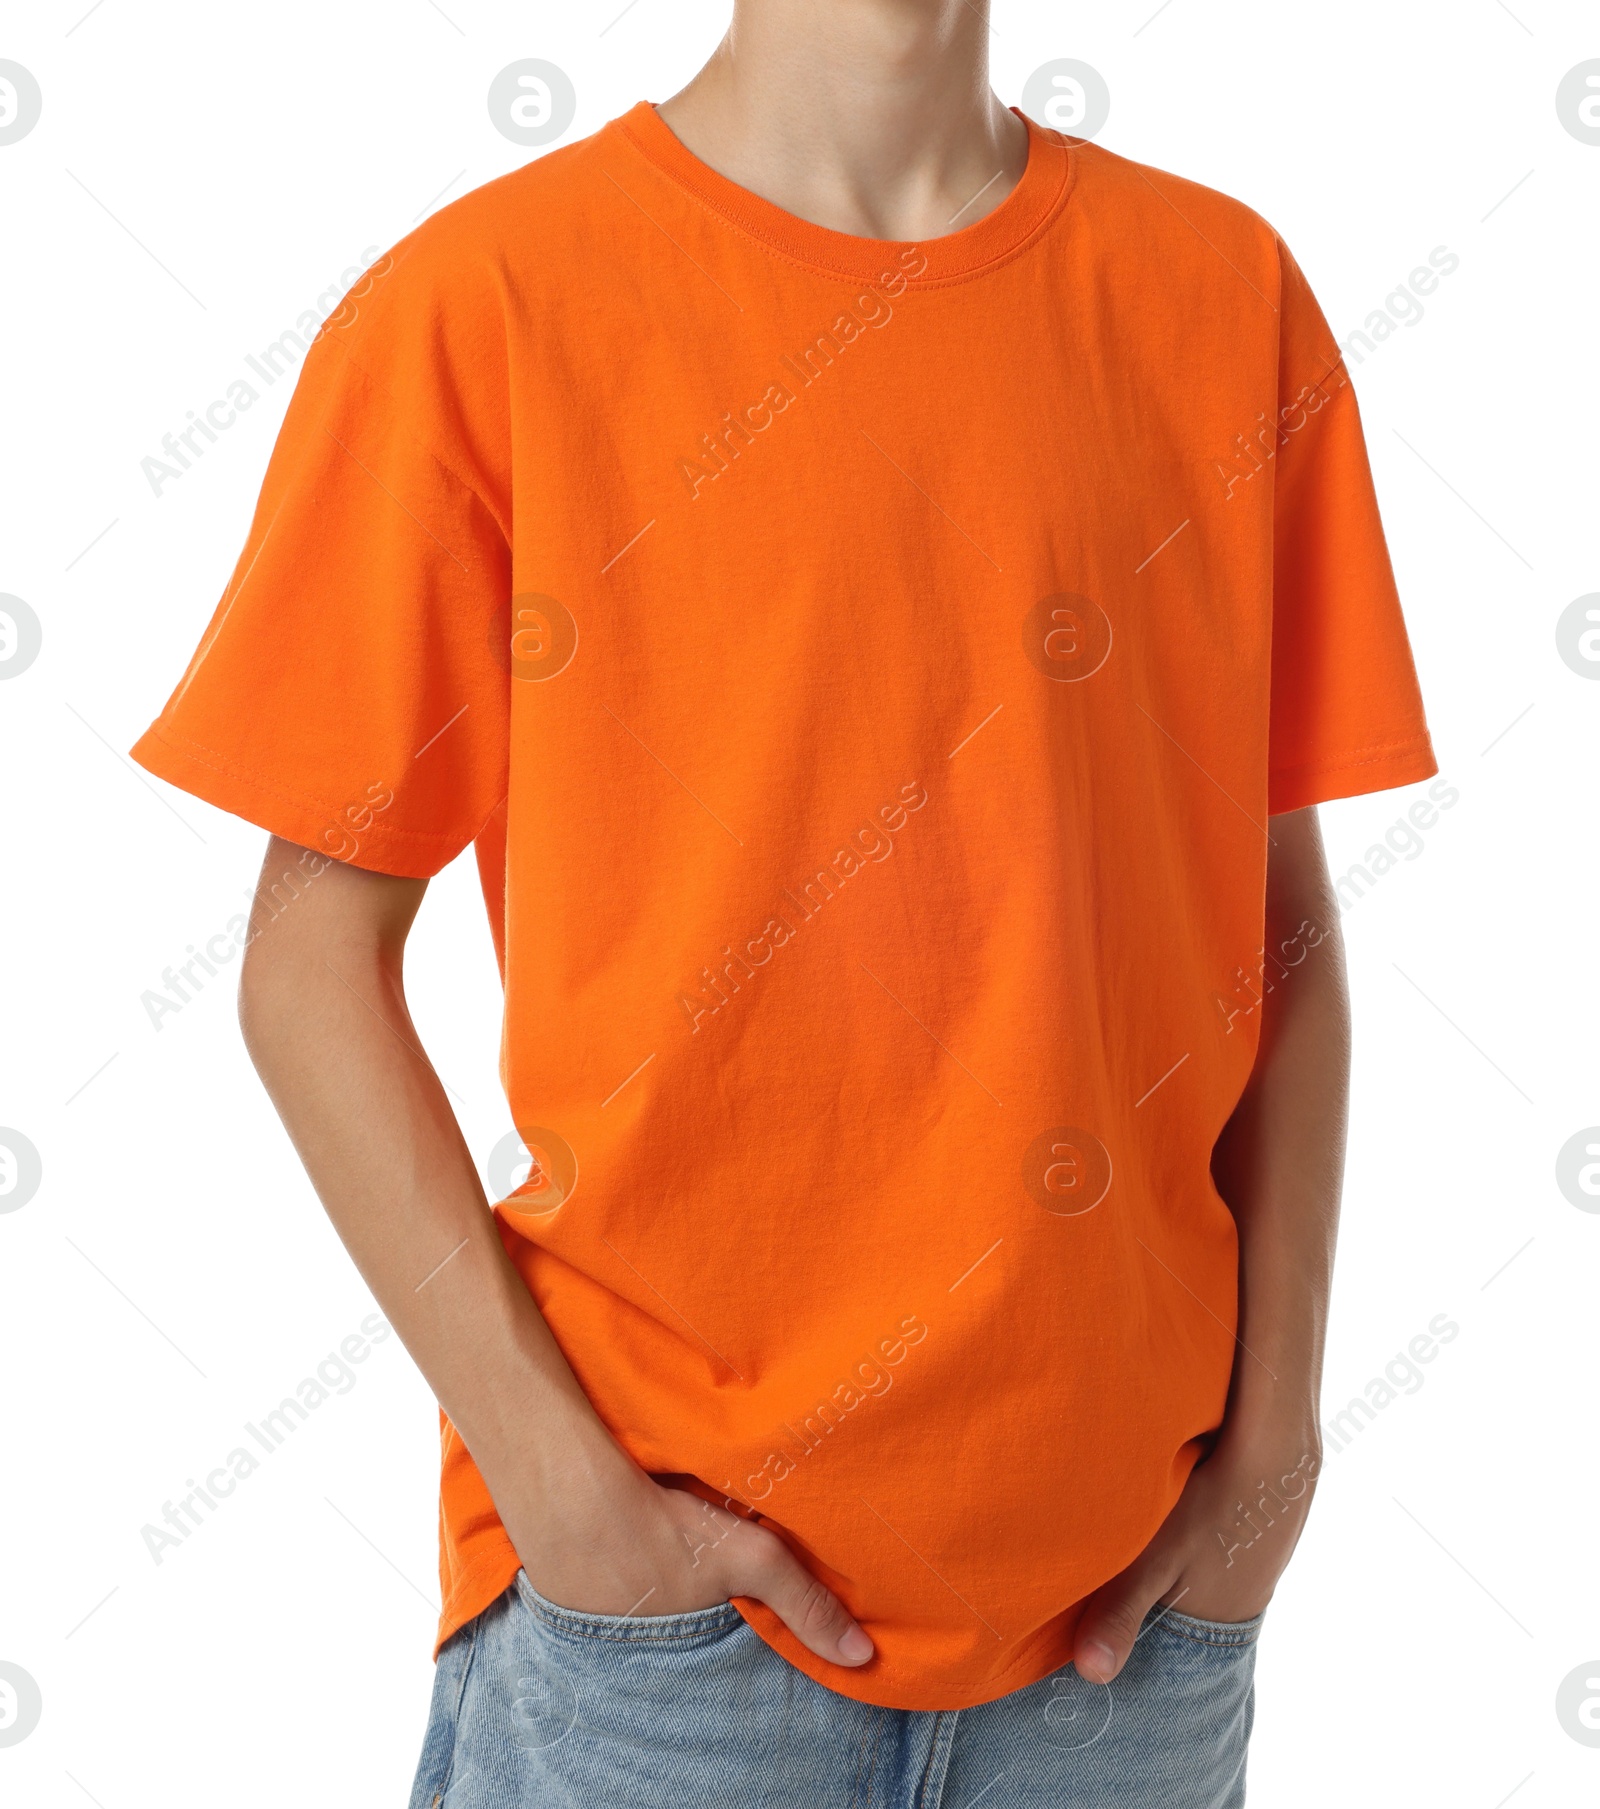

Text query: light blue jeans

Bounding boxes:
[408,1573,1260,1807]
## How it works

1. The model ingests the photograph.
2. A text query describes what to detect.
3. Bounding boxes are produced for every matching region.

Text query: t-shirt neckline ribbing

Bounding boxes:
[611,100,1073,285]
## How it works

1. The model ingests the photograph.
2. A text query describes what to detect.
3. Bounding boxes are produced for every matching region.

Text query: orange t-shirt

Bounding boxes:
[133,103,1436,1710]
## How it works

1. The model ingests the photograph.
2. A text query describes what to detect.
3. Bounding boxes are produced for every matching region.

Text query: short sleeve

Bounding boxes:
[131,237,512,878]
[1266,237,1437,816]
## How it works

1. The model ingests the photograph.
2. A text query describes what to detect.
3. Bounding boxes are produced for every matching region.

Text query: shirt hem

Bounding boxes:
[733,1596,1088,1712]
[432,1540,1091,1708]
[436,1539,523,1660]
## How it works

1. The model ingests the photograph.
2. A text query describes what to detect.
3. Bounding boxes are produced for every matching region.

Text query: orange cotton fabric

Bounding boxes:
[133,103,1435,1710]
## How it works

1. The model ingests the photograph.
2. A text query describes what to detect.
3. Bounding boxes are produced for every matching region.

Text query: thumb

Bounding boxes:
[730,1525,874,1668]
[1072,1563,1171,1685]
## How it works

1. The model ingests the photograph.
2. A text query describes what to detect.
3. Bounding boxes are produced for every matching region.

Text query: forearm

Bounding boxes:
[237,879,617,1518]
[1214,814,1350,1457]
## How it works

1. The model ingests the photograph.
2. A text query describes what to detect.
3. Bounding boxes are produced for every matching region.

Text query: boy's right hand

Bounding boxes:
[500,1441,874,1666]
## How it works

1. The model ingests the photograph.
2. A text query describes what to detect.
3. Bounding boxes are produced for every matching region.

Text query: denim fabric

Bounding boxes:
[408,1574,1260,1808]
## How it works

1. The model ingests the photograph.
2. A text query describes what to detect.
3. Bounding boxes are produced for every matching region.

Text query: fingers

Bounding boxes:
[1071,1565,1170,1684]
[731,1525,874,1667]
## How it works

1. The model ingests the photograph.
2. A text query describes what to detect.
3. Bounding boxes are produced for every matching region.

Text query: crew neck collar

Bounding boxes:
[611,100,1074,286]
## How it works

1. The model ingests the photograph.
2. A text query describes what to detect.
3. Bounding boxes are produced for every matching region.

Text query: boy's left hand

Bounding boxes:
[1071,1433,1322,1684]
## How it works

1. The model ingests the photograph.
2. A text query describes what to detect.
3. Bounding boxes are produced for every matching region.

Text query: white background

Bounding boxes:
[2,2,1596,1804]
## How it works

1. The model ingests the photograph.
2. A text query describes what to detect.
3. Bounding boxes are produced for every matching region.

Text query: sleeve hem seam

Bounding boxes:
[139,722,470,849]
[1268,734,1435,787]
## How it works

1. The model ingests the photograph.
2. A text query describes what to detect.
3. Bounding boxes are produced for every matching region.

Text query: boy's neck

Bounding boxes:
[658,0,1027,243]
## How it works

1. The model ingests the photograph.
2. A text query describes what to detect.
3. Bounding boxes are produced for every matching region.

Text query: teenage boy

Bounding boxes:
[132,3,1436,1803]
